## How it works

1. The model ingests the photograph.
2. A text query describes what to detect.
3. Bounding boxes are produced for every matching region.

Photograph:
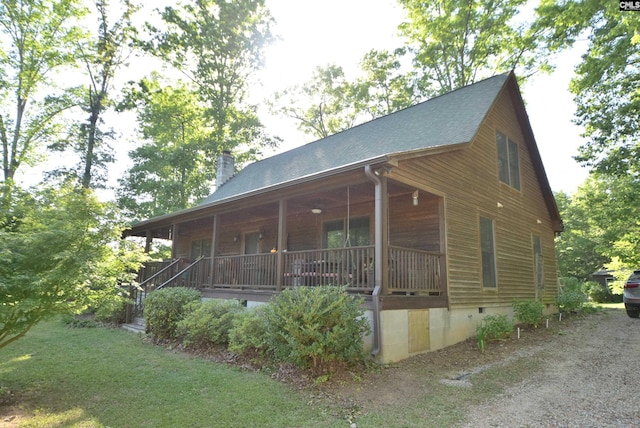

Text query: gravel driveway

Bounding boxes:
[459,309,639,427]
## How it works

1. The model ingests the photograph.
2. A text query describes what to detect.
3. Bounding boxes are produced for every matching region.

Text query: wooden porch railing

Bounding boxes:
[130,259,181,318]
[388,245,444,294]
[212,253,278,289]
[282,246,375,292]
[133,246,445,304]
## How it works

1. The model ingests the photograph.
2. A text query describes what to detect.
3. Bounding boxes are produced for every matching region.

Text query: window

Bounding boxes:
[533,235,544,289]
[480,217,497,288]
[496,131,520,190]
[190,239,211,259]
[323,217,370,248]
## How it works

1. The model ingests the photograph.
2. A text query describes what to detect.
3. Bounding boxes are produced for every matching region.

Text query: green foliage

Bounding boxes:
[476,315,513,352]
[228,305,270,355]
[0,0,86,185]
[0,184,144,350]
[554,190,610,282]
[512,299,545,328]
[144,0,278,176]
[535,0,640,176]
[555,277,589,312]
[65,0,138,189]
[268,64,360,139]
[93,292,128,325]
[399,0,549,96]
[117,77,214,219]
[265,286,371,373]
[555,174,640,283]
[144,287,201,340]
[583,281,622,304]
[176,299,244,348]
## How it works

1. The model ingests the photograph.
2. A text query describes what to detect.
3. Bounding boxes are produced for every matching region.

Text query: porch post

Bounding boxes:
[144,230,153,253]
[276,199,287,291]
[379,177,389,295]
[210,214,218,287]
[365,165,389,295]
[171,223,179,259]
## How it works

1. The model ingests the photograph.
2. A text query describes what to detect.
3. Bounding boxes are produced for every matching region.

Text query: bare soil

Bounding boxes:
[311,307,639,427]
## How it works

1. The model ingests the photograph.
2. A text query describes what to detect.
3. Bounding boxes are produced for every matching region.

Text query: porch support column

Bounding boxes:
[144,230,153,253]
[210,214,218,287]
[276,199,287,291]
[365,165,389,295]
[379,177,389,295]
[171,223,179,259]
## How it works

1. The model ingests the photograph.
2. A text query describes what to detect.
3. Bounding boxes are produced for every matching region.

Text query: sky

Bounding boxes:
[16,0,590,196]
[255,0,590,194]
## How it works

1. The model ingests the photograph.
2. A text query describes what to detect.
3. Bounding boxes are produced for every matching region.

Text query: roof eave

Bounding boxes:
[124,154,392,236]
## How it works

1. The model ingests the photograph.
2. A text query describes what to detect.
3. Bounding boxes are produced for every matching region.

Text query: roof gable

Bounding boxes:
[201,72,511,205]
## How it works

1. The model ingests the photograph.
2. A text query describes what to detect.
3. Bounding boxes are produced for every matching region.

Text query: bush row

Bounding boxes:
[476,282,595,352]
[144,286,371,374]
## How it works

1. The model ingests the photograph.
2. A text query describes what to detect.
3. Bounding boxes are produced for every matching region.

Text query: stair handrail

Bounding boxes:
[138,259,181,290]
[156,256,206,290]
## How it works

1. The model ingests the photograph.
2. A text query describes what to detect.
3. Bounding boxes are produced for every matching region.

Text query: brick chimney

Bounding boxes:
[216,150,235,188]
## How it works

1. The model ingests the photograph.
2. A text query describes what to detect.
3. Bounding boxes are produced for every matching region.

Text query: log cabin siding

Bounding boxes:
[391,87,558,307]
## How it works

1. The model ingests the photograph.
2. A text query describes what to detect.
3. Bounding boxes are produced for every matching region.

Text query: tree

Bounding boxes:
[76,0,138,189]
[268,64,361,139]
[269,52,419,140]
[144,0,277,164]
[535,0,640,176]
[117,77,212,219]
[270,0,549,140]
[399,0,550,96]
[0,183,146,350]
[555,173,640,281]
[354,48,418,119]
[0,0,85,199]
[554,190,609,281]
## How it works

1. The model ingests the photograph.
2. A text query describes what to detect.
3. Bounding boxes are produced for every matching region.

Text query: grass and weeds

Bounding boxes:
[0,320,338,427]
[0,308,612,427]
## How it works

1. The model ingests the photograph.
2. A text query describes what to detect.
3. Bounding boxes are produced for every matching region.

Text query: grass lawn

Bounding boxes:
[0,320,340,427]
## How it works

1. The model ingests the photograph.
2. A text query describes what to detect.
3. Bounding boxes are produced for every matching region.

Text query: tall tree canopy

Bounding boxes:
[117,77,212,220]
[0,0,85,198]
[271,0,549,139]
[555,173,640,281]
[535,0,640,176]
[144,0,278,163]
[399,0,548,95]
[76,0,138,189]
[268,64,361,139]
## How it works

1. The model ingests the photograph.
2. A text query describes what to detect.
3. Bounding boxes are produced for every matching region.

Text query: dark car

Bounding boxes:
[623,270,640,318]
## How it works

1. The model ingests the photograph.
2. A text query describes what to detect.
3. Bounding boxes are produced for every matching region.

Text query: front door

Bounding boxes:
[244,232,260,255]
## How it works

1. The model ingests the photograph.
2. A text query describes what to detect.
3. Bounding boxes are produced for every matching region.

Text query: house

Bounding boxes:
[124,71,563,363]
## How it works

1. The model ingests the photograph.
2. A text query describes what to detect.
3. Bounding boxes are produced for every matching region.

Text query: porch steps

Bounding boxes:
[122,316,146,334]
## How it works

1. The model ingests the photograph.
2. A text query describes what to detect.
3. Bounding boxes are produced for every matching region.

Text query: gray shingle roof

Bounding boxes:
[201,72,510,205]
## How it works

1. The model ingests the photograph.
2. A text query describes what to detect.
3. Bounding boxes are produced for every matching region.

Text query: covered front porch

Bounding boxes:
[126,168,449,314]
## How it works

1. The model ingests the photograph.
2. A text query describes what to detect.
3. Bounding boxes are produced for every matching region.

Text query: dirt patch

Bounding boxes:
[314,313,567,411]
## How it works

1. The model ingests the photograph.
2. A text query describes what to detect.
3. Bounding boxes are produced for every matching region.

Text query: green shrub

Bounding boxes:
[94,293,129,325]
[583,280,623,303]
[556,278,589,313]
[144,287,201,340]
[228,305,270,355]
[476,314,512,352]
[176,299,244,348]
[265,286,371,373]
[512,298,544,328]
